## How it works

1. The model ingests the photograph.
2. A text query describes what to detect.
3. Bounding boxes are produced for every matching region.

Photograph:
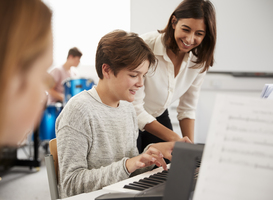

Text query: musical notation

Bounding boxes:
[225,125,273,135]
[193,94,273,200]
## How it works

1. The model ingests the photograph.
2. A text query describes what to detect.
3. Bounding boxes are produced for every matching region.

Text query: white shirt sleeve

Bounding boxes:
[177,71,206,121]
[133,79,156,131]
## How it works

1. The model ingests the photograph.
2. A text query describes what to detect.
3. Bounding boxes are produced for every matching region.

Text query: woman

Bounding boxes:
[133,0,217,152]
[0,0,53,147]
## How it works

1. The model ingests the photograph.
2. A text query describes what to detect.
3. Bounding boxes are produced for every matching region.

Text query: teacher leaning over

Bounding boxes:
[133,0,217,153]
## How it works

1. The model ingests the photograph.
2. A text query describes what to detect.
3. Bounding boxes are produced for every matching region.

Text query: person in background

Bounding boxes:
[47,47,82,104]
[56,30,191,198]
[0,0,53,147]
[133,0,217,153]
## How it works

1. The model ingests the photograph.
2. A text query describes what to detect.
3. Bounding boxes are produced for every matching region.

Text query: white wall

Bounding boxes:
[130,0,181,35]
[44,0,131,84]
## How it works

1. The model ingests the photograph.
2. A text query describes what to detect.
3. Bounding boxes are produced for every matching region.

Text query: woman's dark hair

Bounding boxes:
[159,0,216,72]
[96,30,156,79]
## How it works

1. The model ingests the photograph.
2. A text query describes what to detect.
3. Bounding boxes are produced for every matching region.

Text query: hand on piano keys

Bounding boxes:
[126,145,169,173]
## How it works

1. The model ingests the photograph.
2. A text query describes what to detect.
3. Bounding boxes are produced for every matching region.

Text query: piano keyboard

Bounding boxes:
[102,159,201,194]
[97,144,204,200]
[123,169,168,191]
[102,164,171,194]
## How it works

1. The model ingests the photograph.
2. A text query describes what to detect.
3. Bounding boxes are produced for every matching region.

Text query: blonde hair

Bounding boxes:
[0,0,52,136]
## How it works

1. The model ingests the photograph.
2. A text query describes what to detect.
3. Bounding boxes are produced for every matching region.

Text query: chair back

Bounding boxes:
[49,138,58,183]
[45,138,59,200]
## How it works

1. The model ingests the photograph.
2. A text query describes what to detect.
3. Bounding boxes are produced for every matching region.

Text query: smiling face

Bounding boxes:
[172,17,206,53]
[111,60,149,104]
[100,60,149,107]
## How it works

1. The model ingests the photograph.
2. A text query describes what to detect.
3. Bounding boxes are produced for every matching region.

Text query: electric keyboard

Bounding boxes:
[96,142,204,200]
[102,164,171,194]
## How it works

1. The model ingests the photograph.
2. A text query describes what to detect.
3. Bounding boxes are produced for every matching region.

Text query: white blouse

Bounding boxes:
[133,31,206,131]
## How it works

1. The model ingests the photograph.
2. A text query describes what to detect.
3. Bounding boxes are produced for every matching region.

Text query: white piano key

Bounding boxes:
[102,164,170,194]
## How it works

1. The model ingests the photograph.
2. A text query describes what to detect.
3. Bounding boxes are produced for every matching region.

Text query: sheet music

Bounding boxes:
[193,94,273,200]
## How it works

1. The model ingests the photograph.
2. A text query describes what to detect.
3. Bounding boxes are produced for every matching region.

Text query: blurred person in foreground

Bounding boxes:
[0,0,53,147]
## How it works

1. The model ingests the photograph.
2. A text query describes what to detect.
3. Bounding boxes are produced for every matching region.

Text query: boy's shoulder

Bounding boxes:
[119,101,136,114]
[63,90,96,111]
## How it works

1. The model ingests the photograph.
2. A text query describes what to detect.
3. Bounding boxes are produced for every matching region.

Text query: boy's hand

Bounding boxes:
[126,147,167,173]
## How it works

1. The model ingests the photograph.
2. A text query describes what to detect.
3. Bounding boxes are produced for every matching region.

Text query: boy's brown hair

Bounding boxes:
[67,47,82,58]
[95,30,156,79]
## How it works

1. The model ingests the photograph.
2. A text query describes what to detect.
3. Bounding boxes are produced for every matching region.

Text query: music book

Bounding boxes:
[260,83,273,99]
[193,94,273,200]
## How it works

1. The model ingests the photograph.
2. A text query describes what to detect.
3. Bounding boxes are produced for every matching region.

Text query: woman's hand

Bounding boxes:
[126,137,192,173]
[126,146,167,173]
[150,141,175,161]
[178,136,192,143]
[150,137,192,161]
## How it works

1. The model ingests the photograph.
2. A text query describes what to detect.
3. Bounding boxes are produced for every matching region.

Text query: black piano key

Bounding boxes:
[123,169,170,192]
[146,176,164,183]
[161,170,168,174]
[153,173,168,178]
[150,174,167,181]
[129,182,150,189]
[139,178,159,186]
[123,184,146,191]
[196,160,201,168]
[156,171,168,175]
[143,177,162,184]
[133,181,154,188]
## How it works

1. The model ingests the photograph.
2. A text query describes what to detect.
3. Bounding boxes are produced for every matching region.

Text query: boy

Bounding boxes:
[56,30,191,198]
[47,47,82,104]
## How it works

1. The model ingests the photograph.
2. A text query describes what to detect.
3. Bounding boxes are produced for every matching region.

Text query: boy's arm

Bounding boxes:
[47,87,64,102]
[57,126,131,198]
[47,68,64,102]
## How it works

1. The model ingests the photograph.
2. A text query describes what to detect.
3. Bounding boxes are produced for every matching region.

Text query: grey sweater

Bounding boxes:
[56,87,152,198]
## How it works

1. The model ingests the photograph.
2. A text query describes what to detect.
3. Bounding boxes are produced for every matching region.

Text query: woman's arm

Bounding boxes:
[179,118,195,143]
[144,120,182,142]
[176,70,206,143]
